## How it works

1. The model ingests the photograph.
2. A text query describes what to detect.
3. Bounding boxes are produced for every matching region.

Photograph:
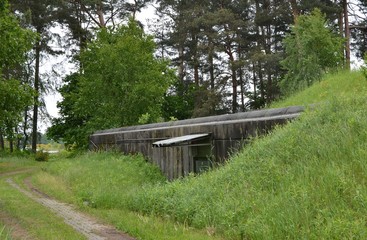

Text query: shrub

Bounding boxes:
[280,9,344,95]
[35,150,49,162]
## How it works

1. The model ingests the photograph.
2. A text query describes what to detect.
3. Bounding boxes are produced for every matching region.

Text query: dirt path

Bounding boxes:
[2,171,135,240]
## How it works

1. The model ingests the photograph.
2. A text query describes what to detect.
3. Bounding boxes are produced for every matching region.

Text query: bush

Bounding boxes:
[280,9,344,95]
[35,150,49,162]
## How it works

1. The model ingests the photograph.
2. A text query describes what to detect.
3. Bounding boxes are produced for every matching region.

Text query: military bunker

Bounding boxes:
[90,106,304,180]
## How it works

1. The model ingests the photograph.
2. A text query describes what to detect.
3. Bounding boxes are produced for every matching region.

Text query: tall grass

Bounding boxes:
[128,72,367,239]
[33,152,220,239]
[38,152,166,209]
[0,226,12,240]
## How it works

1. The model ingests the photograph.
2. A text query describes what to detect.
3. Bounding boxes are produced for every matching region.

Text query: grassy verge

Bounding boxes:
[31,152,222,240]
[0,153,38,175]
[0,173,85,239]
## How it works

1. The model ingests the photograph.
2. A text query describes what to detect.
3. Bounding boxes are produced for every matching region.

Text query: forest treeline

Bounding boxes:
[1,0,367,151]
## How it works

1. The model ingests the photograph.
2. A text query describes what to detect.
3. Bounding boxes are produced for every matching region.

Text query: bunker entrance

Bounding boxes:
[152,133,212,176]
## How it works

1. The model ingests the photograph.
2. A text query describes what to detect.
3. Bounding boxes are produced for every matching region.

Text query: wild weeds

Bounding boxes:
[39,152,165,209]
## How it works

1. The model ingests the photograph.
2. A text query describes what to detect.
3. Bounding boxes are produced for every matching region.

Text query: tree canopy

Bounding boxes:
[48,20,174,148]
[2,0,367,151]
[280,9,344,95]
[0,0,37,151]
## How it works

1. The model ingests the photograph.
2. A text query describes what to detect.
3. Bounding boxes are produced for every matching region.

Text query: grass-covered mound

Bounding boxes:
[128,71,367,239]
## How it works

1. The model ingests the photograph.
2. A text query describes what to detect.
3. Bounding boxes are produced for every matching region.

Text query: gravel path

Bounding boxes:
[5,177,135,240]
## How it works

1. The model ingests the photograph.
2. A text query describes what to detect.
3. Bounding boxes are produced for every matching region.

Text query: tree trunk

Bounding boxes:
[239,67,245,111]
[209,52,215,90]
[32,40,41,153]
[0,133,4,150]
[252,64,257,99]
[265,25,272,105]
[258,61,265,103]
[208,39,215,90]
[97,0,106,28]
[343,0,350,70]
[228,52,238,113]
[9,140,13,153]
[22,107,29,150]
[178,43,185,85]
[290,0,299,22]
[231,67,238,113]
[194,63,199,86]
[237,45,245,112]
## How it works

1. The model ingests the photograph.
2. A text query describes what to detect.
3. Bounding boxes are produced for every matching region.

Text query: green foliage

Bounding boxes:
[128,71,367,239]
[0,0,37,71]
[39,152,165,209]
[34,150,49,162]
[47,73,90,149]
[137,112,163,125]
[162,81,196,120]
[49,20,174,149]
[31,152,218,239]
[0,0,37,148]
[0,79,33,141]
[280,9,344,95]
[77,20,173,129]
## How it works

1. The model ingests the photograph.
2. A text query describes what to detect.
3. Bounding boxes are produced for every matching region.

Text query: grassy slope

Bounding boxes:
[271,70,366,107]
[128,71,367,239]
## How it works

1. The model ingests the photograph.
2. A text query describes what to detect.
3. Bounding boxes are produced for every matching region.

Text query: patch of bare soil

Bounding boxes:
[5,177,135,240]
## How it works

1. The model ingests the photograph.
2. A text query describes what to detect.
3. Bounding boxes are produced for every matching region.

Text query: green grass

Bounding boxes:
[0,174,85,239]
[0,154,38,174]
[2,70,366,239]
[271,70,366,108]
[126,70,367,239]
[0,225,12,240]
[31,152,221,240]
[33,152,166,208]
